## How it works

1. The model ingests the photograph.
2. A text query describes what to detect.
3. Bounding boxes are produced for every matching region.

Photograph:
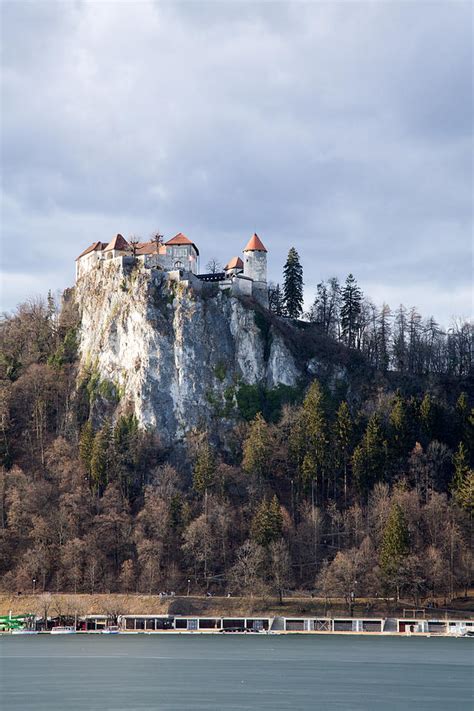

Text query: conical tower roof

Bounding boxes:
[243,233,267,252]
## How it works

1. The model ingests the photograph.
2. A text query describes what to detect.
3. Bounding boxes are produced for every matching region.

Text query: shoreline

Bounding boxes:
[2,630,472,638]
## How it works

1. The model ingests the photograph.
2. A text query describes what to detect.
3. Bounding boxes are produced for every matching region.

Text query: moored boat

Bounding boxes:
[51,626,76,634]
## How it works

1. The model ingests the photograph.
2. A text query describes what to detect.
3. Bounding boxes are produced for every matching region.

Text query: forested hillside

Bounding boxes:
[0,280,472,605]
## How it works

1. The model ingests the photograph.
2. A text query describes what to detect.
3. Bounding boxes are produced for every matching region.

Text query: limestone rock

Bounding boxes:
[75,260,300,444]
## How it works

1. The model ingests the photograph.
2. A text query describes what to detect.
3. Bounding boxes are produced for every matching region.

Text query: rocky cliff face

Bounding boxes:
[75,260,301,444]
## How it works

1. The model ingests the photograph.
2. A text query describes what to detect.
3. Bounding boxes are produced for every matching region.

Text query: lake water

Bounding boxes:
[0,635,472,710]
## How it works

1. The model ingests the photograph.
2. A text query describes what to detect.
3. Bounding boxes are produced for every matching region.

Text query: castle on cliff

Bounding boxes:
[76,232,268,305]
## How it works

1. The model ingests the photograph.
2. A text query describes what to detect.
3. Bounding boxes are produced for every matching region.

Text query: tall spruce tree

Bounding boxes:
[90,422,112,494]
[352,413,386,495]
[377,304,391,372]
[242,412,272,486]
[79,421,94,478]
[340,274,362,348]
[455,392,474,452]
[454,470,474,514]
[251,496,283,547]
[193,440,216,496]
[452,442,470,493]
[380,502,410,598]
[301,381,328,501]
[389,392,411,460]
[268,283,285,316]
[334,401,354,503]
[283,248,304,319]
[420,392,436,443]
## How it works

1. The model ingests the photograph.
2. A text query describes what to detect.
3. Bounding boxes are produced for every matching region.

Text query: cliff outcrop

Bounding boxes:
[75,260,305,444]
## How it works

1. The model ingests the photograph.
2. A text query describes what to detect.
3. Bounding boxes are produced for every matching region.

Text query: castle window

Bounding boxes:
[174,260,183,269]
[174,247,188,257]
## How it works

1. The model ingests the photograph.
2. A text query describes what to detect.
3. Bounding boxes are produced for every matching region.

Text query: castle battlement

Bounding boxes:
[75,232,269,306]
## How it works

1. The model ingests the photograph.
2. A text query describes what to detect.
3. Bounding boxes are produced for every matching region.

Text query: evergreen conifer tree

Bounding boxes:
[419,392,436,442]
[193,440,216,496]
[268,283,285,316]
[283,248,304,319]
[334,401,354,502]
[79,421,94,478]
[380,502,410,597]
[90,422,112,494]
[377,304,391,372]
[301,381,328,500]
[242,412,272,486]
[251,496,283,546]
[452,442,470,492]
[389,391,411,459]
[301,452,317,491]
[455,392,474,452]
[352,413,386,495]
[340,274,362,348]
[454,470,474,514]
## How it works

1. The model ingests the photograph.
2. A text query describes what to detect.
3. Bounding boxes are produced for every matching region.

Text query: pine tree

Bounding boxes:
[242,412,272,486]
[340,274,362,349]
[113,415,139,498]
[301,381,328,500]
[193,440,216,496]
[283,247,304,319]
[454,470,474,514]
[47,290,56,324]
[90,423,112,494]
[389,391,411,459]
[268,283,285,316]
[301,452,317,491]
[419,392,436,442]
[269,495,283,536]
[380,502,410,596]
[455,392,474,452]
[79,421,94,478]
[251,496,283,546]
[452,442,470,493]
[352,414,386,495]
[334,401,354,503]
[288,410,306,478]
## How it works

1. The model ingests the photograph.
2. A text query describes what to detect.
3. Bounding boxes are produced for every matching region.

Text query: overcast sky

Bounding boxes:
[1,1,472,323]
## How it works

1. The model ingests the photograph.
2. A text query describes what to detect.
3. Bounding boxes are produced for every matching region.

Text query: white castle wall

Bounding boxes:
[243,250,267,285]
[76,242,267,305]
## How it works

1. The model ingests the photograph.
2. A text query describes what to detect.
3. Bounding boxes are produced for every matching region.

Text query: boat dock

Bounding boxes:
[2,612,473,636]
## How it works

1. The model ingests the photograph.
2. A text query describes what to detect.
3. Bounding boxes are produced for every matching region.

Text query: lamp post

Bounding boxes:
[32,578,37,594]
[187,579,191,597]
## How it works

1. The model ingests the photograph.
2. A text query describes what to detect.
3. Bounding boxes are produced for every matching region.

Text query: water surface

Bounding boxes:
[1,634,472,710]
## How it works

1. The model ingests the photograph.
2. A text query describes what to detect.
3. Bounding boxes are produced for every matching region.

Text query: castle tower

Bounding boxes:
[243,233,267,283]
[243,233,268,306]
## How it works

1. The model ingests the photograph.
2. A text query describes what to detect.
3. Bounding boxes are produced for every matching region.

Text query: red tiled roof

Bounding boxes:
[165,233,199,256]
[75,241,107,261]
[135,241,167,256]
[225,256,244,271]
[103,234,130,252]
[243,233,267,252]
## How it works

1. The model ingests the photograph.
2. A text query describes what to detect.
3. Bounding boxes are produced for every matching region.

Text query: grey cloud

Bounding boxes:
[1,0,472,324]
